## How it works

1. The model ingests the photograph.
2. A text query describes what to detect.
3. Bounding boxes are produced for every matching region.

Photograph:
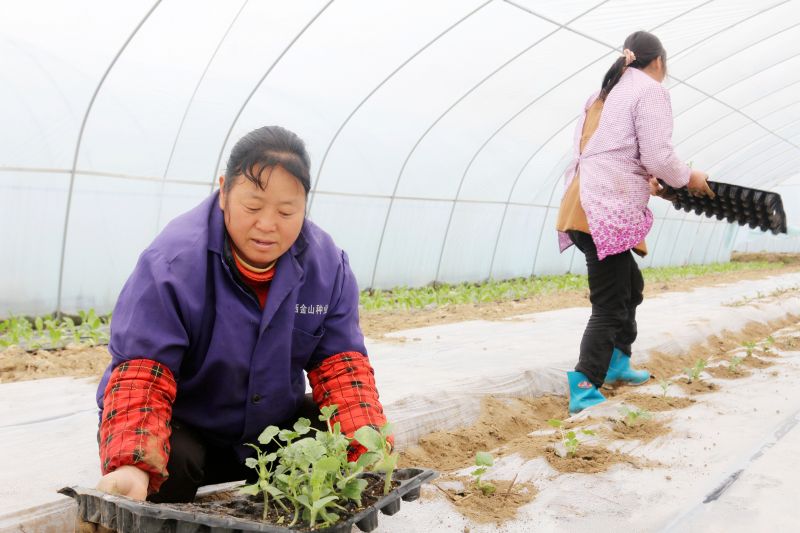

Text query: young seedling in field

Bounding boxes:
[684,358,707,383]
[762,336,775,355]
[0,315,33,348]
[78,309,109,345]
[547,419,596,457]
[470,451,496,496]
[658,379,672,398]
[742,341,756,357]
[728,356,744,374]
[44,319,63,348]
[619,407,652,427]
[62,317,78,345]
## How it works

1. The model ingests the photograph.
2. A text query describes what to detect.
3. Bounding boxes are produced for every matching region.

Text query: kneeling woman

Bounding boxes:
[95,126,387,502]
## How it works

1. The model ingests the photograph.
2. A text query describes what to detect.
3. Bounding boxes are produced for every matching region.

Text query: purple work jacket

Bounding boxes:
[96,192,367,451]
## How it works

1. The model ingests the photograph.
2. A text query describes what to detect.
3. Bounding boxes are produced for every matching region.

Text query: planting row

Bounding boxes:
[360,260,784,311]
[0,309,109,351]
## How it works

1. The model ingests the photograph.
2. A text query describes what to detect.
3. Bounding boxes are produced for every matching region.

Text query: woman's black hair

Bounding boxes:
[599,31,667,101]
[223,125,311,195]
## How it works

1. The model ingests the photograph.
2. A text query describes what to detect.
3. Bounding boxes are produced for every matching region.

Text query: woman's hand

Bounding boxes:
[648,177,677,201]
[687,169,715,198]
[648,176,662,196]
[96,465,149,500]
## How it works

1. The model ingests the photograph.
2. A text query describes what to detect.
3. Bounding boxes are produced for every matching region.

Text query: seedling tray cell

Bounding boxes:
[60,468,437,533]
[659,180,787,234]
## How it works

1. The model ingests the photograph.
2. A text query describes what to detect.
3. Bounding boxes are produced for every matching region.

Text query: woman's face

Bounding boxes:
[218,165,306,268]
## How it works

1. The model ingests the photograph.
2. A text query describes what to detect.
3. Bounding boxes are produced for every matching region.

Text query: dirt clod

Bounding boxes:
[624,394,695,412]
[546,446,639,474]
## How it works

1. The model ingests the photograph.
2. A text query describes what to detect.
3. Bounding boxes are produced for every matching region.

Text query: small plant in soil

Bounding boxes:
[728,356,744,374]
[0,309,111,351]
[658,379,672,398]
[78,309,110,345]
[548,419,595,457]
[761,336,775,355]
[470,451,496,496]
[619,407,652,427]
[0,315,32,347]
[742,341,756,357]
[44,318,63,347]
[684,358,707,383]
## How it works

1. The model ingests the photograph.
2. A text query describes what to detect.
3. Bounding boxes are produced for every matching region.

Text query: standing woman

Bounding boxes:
[94,126,389,502]
[556,31,713,414]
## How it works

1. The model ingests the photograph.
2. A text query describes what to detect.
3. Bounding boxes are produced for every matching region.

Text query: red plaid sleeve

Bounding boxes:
[307,352,390,462]
[99,359,176,494]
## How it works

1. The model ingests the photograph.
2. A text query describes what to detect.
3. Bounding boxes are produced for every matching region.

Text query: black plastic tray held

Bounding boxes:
[659,179,787,234]
[59,468,437,533]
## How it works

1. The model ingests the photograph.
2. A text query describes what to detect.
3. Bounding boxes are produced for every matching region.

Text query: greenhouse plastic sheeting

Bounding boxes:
[2,0,799,315]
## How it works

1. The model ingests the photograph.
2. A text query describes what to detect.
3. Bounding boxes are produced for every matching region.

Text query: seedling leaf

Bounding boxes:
[475,451,494,467]
[353,426,383,452]
[258,426,280,445]
[239,483,260,496]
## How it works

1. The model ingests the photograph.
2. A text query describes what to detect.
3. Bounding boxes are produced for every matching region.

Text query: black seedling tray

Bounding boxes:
[659,180,787,234]
[60,468,437,533]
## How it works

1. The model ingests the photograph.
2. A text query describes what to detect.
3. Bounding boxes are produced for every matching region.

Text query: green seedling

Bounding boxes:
[658,379,672,398]
[239,405,387,529]
[548,419,595,457]
[565,429,596,456]
[470,451,496,496]
[684,358,707,383]
[241,434,284,520]
[60,317,78,345]
[742,341,756,357]
[354,422,398,496]
[44,319,63,348]
[619,407,652,427]
[77,309,108,345]
[761,336,775,355]
[728,356,744,374]
[1,315,32,347]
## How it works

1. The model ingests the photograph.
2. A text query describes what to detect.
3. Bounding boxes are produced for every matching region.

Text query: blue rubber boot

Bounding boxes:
[604,348,650,386]
[568,371,606,414]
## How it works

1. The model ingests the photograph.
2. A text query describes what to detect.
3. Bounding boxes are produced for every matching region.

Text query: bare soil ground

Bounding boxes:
[0,344,110,384]
[400,316,800,525]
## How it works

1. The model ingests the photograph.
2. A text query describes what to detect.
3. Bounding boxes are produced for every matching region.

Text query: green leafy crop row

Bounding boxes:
[360,261,780,312]
[0,309,110,351]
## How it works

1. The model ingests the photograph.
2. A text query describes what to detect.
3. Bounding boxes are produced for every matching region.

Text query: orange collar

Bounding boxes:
[232,251,276,283]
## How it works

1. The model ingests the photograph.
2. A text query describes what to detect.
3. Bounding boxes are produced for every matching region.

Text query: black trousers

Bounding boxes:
[568,231,644,388]
[148,394,324,503]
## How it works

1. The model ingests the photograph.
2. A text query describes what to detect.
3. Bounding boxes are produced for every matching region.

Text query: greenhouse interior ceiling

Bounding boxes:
[2,0,800,316]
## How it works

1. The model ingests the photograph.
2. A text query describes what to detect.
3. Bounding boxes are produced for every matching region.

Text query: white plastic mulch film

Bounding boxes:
[2,0,800,316]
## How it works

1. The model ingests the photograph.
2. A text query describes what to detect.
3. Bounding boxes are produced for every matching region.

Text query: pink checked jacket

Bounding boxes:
[557,67,691,260]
